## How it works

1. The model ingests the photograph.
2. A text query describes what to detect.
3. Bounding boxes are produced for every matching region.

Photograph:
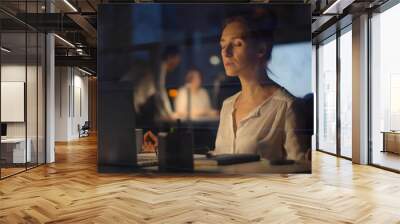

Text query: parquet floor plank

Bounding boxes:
[0,135,400,223]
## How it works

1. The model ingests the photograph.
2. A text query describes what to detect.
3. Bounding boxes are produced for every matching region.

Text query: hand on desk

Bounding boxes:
[142,131,158,153]
[206,150,216,158]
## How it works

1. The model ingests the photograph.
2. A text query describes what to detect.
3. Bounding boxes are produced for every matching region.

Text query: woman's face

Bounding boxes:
[220,21,259,77]
[188,70,202,90]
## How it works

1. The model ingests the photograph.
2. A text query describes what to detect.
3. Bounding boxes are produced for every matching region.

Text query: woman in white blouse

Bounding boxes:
[173,69,217,120]
[214,14,308,162]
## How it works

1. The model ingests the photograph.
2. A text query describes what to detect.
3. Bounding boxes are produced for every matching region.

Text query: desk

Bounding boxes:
[1,138,31,164]
[381,131,400,154]
[158,119,219,153]
[196,158,311,174]
[138,154,311,174]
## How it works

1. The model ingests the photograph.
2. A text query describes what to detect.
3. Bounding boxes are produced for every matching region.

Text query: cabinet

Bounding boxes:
[382,132,400,154]
[1,138,32,164]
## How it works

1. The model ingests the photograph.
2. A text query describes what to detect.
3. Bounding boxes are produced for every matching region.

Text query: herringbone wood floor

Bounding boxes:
[1,135,400,224]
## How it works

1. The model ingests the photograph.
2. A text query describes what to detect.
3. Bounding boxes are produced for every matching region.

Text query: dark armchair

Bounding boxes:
[78,121,90,138]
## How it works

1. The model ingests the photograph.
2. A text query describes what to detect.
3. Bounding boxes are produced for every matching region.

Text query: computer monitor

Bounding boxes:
[1,123,7,137]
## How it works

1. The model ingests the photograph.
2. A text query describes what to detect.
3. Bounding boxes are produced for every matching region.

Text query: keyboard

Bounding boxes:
[137,154,158,167]
[208,154,260,165]
[137,160,158,167]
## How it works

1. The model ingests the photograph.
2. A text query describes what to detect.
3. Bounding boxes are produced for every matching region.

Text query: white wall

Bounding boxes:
[55,67,89,141]
[55,66,69,141]
[1,65,27,141]
[1,65,37,137]
[1,64,45,164]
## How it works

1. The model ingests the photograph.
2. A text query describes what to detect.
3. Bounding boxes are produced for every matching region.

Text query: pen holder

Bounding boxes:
[135,128,143,153]
[157,130,194,172]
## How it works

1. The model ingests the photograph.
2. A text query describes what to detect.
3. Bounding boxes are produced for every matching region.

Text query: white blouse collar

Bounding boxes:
[227,89,282,122]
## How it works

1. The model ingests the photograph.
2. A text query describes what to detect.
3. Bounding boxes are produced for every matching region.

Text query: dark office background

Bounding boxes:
[97,3,312,172]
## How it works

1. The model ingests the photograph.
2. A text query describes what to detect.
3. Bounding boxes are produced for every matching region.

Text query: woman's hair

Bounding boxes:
[222,9,277,61]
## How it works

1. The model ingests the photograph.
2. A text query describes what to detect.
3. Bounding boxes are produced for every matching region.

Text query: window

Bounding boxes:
[370,3,400,171]
[339,28,352,158]
[0,1,46,179]
[317,36,337,154]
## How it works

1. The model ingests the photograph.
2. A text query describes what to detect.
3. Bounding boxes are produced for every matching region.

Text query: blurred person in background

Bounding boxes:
[173,68,217,120]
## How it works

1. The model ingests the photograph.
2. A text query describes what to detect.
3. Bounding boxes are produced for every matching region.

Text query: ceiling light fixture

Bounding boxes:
[78,67,93,76]
[1,47,11,53]
[322,0,354,15]
[323,0,341,14]
[54,34,75,48]
[63,0,78,12]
